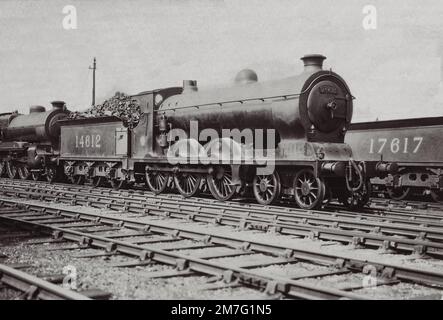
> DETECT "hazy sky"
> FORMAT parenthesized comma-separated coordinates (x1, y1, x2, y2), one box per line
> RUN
(0, 0, 442, 121)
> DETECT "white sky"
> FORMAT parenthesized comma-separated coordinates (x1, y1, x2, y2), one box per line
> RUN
(0, 0, 442, 121)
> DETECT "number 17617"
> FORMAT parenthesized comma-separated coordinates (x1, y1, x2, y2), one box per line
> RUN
(369, 137, 423, 154)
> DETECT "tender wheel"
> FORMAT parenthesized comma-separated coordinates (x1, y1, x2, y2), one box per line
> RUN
(6, 162, 18, 179)
(207, 166, 237, 201)
(18, 165, 31, 180)
(252, 171, 281, 205)
(145, 171, 169, 194)
(387, 186, 410, 201)
(110, 178, 126, 190)
(174, 172, 202, 198)
(293, 168, 325, 210)
(431, 190, 443, 203)
(72, 175, 85, 185)
(45, 166, 59, 183)
(91, 176, 105, 188)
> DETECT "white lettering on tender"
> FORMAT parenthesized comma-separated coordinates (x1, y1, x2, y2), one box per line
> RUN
(75, 134, 101, 148)
(369, 137, 423, 154)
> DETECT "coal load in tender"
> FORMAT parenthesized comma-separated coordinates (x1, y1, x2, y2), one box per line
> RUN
(68, 92, 141, 128)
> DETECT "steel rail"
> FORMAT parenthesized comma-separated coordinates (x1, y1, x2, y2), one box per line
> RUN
(3, 179, 443, 227)
(0, 198, 442, 290)
(3, 180, 443, 234)
(0, 263, 90, 300)
(3, 178, 443, 230)
(0, 210, 367, 300)
(368, 197, 443, 211)
(1, 186, 443, 256)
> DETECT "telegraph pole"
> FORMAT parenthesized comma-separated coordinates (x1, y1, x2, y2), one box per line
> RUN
(89, 57, 97, 106)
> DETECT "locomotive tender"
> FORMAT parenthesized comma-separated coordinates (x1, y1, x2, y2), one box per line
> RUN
(59, 87, 182, 189)
(346, 116, 443, 202)
(0, 54, 395, 209)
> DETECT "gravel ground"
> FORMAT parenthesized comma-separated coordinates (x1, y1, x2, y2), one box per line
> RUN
(1, 196, 443, 299)
(0, 287, 23, 300)
(0, 240, 265, 299)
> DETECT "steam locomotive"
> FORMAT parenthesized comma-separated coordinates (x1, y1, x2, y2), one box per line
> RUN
(0, 101, 69, 181)
(0, 54, 396, 209)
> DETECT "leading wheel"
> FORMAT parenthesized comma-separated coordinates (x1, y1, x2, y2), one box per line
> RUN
(207, 166, 237, 201)
(6, 162, 18, 179)
(387, 186, 410, 201)
(174, 173, 202, 198)
(146, 171, 169, 194)
(252, 172, 281, 205)
(293, 168, 325, 210)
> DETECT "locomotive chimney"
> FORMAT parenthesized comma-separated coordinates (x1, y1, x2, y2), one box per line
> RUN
(182, 80, 198, 93)
(301, 54, 326, 73)
(51, 100, 66, 111)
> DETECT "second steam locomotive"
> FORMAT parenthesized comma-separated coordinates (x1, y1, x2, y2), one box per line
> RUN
(0, 54, 396, 209)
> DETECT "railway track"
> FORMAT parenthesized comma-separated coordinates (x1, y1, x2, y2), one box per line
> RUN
(0, 262, 89, 300)
(3, 178, 443, 222)
(368, 197, 443, 212)
(0, 198, 443, 299)
(1, 179, 443, 257)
